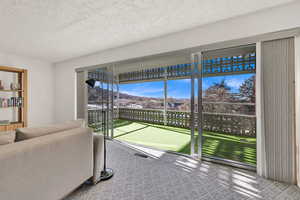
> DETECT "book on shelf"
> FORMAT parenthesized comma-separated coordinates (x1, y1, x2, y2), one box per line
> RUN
(0, 97, 23, 108)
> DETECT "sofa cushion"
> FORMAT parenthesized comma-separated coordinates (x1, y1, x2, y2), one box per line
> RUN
(16, 120, 85, 141)
(0, 131, 16, 145)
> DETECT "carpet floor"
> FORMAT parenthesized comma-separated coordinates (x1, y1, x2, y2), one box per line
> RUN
(65, 140, 300, 200)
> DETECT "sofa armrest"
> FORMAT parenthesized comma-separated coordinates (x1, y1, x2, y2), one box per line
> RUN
(92, 133, 104, 184)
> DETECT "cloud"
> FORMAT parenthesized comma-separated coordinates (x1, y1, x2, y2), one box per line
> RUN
(122, 90, 140, 96)
(121, 87, 163, 97)
(226, 78, 244, 90)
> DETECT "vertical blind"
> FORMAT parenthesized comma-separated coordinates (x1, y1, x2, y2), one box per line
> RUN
(261, 37, 296, 184)
(76, 71, 86, 119)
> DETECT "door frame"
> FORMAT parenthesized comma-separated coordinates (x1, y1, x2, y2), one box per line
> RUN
(191, 46, 258, 171)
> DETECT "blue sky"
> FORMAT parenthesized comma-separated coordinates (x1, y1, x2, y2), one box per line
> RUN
(119, 73, 255, 99)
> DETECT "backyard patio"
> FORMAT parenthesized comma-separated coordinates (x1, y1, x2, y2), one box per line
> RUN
(112, 119, 256, 166)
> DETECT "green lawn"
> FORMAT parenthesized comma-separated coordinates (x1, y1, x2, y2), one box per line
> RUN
(112, 119, 256, 166)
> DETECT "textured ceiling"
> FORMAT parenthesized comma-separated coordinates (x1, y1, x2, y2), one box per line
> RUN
(0, 0, 295, 62)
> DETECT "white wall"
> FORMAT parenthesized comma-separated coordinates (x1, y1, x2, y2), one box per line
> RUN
(54, 1, 300, 122)
(0, 52, 54, 126)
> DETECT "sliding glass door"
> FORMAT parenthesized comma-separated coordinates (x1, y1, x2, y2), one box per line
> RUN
(193, 46, 257, 168)
(83, 45, 256, 169)
(87, 68, 114, 139)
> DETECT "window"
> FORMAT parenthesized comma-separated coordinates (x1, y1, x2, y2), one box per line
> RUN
(119, 81, 164, 110)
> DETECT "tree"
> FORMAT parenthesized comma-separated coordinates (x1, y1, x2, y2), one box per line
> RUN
(239, 75, 255, 103)
(204, 79, 231, 101)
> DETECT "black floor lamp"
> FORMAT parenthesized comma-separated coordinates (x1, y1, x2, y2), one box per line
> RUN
(86, 78, 114, 182)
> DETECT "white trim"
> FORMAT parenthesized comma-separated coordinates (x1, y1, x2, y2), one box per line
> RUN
(83, 70, 88, 124)
(190, 53, 196, 156)
(163, 69, 167, 126)
(197, 52, 203, 160)
(256, 42, 265, 176)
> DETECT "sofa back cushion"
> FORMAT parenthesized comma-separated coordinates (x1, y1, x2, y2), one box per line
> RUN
(0, 127, 93, 200)
(16, 120, 85, 141)
(0, 131, 16, 145)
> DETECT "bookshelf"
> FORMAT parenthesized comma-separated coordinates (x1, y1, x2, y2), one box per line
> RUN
(0, 66, 27, 131)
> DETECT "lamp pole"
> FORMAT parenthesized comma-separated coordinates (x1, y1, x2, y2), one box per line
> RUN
(86, 77, 114, 182)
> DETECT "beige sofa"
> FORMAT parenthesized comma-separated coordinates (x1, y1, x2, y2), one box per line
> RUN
(0, 120, 104, 200)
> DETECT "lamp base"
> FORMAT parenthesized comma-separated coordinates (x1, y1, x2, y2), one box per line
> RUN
(100, 168, 114, 181)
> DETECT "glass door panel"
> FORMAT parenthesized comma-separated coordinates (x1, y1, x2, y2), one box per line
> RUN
(87, 68, 114, 138)
(196, 47, 257, 167)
